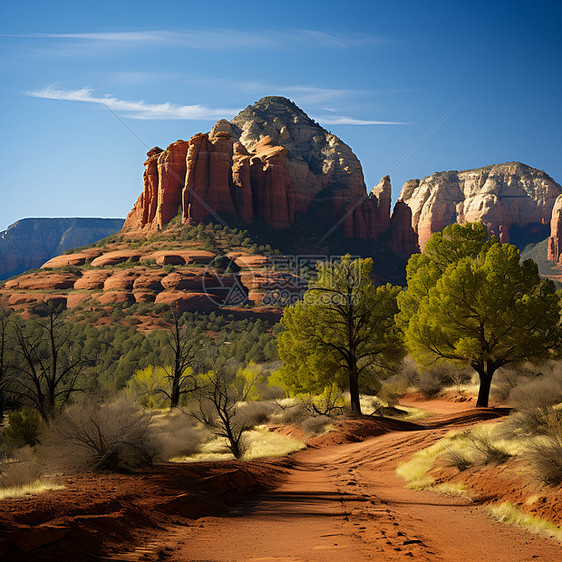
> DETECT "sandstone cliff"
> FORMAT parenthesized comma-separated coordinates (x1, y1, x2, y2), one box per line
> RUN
(548, 194, 562, 262)
(0, 218, 124, 280)
(124, 96, 390, 241)
(398, 162, 562, 249)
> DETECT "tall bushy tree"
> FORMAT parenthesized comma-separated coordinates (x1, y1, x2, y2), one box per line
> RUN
(398, 223, 562, 407)
(277, 255, 405, 415)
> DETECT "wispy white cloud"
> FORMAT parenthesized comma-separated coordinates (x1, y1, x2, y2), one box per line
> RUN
(5, 29, 385, 52)
(25, 86, 406, 125)
(25, 86, 240, 120)
(313, 115, 407, 125)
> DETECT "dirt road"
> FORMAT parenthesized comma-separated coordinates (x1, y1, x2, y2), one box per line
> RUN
(116, 403, 562, 561)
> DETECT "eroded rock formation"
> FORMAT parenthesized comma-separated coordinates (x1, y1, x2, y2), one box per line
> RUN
(399, 163, 562, 249)
(124, 97, 391, 241)
(548, 194, 562, 262)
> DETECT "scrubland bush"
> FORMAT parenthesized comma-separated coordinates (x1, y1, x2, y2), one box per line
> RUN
(150, 410, 207, 461)
(508, 368, 562, 411)
(235, 400, 280, 427)
(43, 396, 156, 472)
(301, 415, 333, 437)
(300, 384, 345, 416)
(491, 364, 535, 402)
(524, 435, 562, 485)
(384, 356, 472, 399)
(416, 364, 473, 398)
(3, 407, 42, 447)
(269, 401, 309, 425)
(0, 446, 42, 488)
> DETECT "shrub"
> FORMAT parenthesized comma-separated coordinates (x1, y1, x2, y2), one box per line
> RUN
(4, 407, 42, 447)
(150, 411, 207, 461)
(491, 364, 534, 402)
(235, 400, 280, 428)
(524, 435, 562, 485)
(43, 396, 156, 472)
(301, 415, 333, 437)
(270, 402, 309, 425)
(508, 370, 562, 411)
(416, 364, 472, 398)
(0, 446, 42, 488)
(301, 385, 345, 416)
(416, 370, 444, 398)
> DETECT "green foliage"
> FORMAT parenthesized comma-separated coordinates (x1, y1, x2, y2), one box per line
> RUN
(127, 366, 173, 408)
(2, 310, 280, 404)
(4, 406, 42, 446)
(398, 223, 562, 407)
(277, 255, 405, 414)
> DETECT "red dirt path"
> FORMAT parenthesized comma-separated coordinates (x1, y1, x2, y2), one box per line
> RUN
(111, 400, 561, 561)
(1, 399, 561, 560)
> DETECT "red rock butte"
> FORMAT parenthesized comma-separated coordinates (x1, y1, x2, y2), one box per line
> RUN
(123, 96, 418, 257)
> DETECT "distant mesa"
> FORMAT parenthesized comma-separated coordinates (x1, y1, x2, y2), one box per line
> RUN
(399, 162, 562, 250)
(0, 218, 124, 280)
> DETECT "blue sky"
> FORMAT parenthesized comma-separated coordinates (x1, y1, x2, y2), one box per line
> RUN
(1, 0, 561, 231)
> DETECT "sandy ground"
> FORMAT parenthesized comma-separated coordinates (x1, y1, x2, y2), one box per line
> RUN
(109, 401, 562, 561)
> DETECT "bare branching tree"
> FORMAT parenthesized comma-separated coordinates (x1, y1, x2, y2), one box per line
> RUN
(189, 365, 259, 459)
(163, 307, 204, 408)
(9, 306, 87, 421)
(0, 309, 12, 420)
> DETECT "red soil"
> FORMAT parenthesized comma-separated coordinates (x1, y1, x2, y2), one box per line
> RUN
(1, 398, 561, 561)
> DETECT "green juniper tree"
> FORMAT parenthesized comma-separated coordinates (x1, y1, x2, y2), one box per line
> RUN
(398, 223, 562, 407)
(277, 255, 405, 415)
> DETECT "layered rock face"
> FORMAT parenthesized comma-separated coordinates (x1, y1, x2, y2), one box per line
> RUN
(0, 218, 124, 280)
(547, 194, 562, 262)
(124, 97, 390, 240)
(399, 162, 562, 249)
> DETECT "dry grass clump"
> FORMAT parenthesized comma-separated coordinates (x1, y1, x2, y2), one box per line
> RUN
(399, 424, 514, 490)
(235, 400, 281, 427)
(242, 429, 305, 460)
(0, 445, 62, 500)
(0, 446, 42, 488)
(465, 429, 512, 465)
(487, 501, 562, 541)
(524, 435, 562, 485)
(301, 415, 333, 437)
(441, 448, 473, 471)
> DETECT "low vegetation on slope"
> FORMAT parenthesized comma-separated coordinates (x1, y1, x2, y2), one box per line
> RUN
(397, 365, 562, 538)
